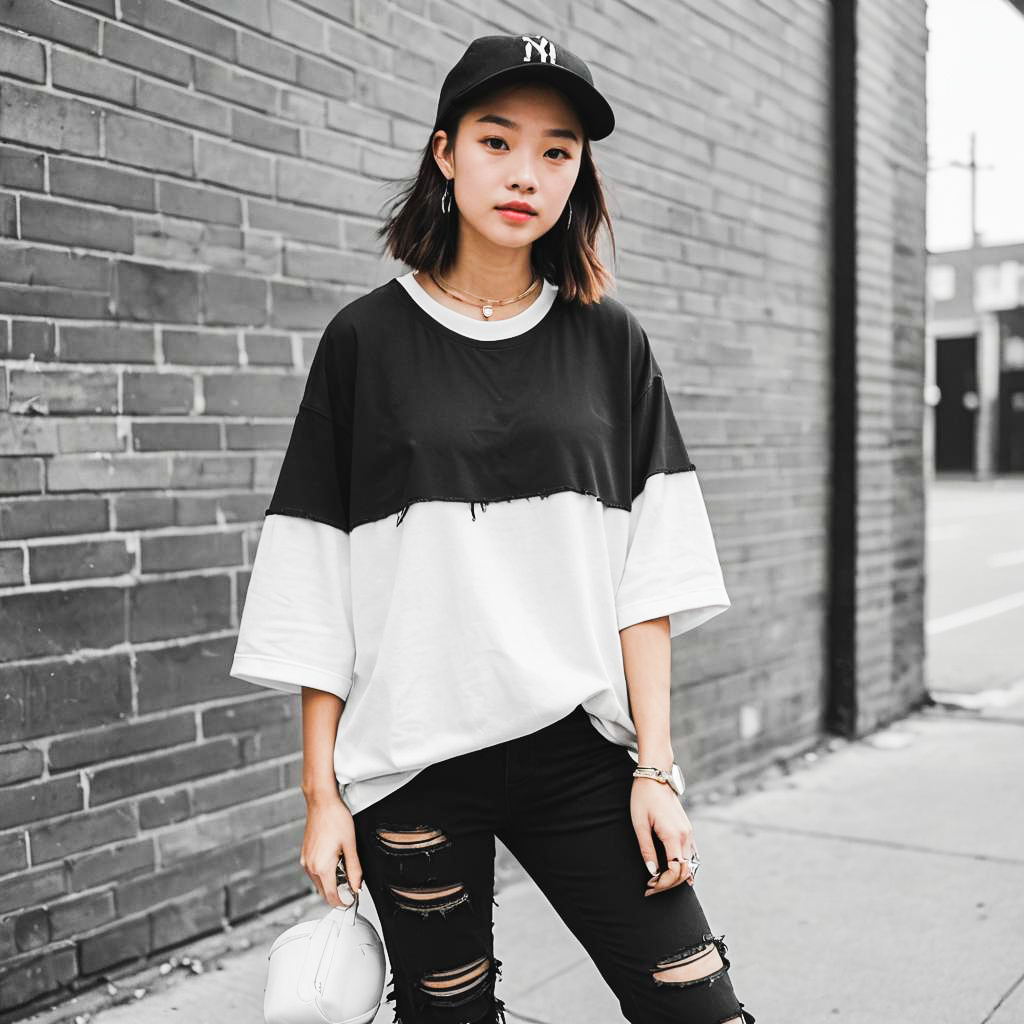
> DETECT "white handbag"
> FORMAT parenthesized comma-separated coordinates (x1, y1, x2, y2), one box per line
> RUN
(264, 889, 386, 1024)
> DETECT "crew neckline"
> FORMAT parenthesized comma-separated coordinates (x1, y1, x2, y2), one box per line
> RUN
(394, 270, 559, 345)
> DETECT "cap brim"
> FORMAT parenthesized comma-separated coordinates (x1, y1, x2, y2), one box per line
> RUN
(437, 63, 615, 141)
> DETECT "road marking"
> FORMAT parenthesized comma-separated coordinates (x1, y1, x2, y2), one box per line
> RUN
(989, 549, 1024, 568)
(927, 591, 1024, 635)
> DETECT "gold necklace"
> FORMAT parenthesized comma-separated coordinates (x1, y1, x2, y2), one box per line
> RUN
(430, 271, 540, 320)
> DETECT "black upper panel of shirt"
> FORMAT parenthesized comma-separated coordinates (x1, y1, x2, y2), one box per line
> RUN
(265, 278, 695, 532)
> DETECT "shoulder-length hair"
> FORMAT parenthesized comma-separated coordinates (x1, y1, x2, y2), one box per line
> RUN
(376, 89, 617, 305)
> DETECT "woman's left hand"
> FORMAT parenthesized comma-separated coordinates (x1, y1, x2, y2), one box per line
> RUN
(630, 777, 696, 896)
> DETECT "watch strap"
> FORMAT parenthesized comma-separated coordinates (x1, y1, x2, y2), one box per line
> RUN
(633, 763, 685, 796)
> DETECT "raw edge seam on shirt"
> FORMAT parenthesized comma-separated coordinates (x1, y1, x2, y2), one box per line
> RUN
(365, 484, 631, 529)
(264, 468, 700, 533)
(351, 471, 699, 531)
(264, 508, 350, 533)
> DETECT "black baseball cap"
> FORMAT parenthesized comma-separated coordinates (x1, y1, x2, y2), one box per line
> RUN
(432, 34, 616, 142)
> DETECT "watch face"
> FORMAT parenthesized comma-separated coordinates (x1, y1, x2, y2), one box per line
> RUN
(671, 763, 685, 795)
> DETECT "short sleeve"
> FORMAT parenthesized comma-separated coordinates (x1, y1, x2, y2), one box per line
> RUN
(229, 314, 357, 699)
(614, 321, 731, 638)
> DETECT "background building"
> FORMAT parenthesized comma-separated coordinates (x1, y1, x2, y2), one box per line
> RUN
(0, 1, 927, 1015)
(926, 241, 1024, 476)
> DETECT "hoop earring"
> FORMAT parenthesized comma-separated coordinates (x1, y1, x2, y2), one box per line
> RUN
(440, 178, 453, 214)
(564, 202, 572, 230)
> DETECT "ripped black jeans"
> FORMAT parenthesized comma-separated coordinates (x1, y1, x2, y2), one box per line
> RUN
(351, 703, 755, 1024)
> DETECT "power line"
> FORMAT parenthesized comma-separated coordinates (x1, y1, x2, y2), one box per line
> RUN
(928, 131, 996, 247)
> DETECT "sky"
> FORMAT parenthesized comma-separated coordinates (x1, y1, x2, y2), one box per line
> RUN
(926, 0, 1024, 252)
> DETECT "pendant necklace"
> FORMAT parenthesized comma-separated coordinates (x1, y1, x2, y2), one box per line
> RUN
(430, 272, 540, 320)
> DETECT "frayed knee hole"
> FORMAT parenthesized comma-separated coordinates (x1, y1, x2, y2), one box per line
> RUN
(652, 940, 726, 985)
(389, 881, 469, 914)
(374, 825, 450, 853)
(420, 955, 491, 1000)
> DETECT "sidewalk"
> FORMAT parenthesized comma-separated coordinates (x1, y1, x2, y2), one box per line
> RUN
(28, 688, 1024, 1024)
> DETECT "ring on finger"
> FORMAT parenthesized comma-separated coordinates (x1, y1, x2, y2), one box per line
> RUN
(664, 851, 700, 880)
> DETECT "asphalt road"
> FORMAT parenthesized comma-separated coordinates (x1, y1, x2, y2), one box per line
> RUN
(925, 476, 1024, 695)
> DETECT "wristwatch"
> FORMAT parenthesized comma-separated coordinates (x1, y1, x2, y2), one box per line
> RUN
(632, 761, 685, 797)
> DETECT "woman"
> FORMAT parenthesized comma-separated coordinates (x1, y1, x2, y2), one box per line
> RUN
(231, 32, 755, 1024)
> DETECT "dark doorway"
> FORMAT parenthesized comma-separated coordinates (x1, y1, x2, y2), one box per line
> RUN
(997, 370, 1024, 472)
(935, 335, 978, 473)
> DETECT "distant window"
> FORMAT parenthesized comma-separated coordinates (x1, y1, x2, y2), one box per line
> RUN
(1004, 335, 1024, 370)
(975, 261, 1020, 312)
(928, 264, 955, 302)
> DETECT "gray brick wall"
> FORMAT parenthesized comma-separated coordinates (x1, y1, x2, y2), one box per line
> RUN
(0, 0, 927, 1013)
(855, 0, 929, 728)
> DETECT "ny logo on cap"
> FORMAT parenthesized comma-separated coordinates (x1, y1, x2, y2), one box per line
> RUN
(521, 35, 557, 64)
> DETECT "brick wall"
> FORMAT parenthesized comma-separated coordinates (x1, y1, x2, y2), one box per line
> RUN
(855, 0, 929, 727)
(640, 1, 838, 771)
(0, 0, 927, 1014)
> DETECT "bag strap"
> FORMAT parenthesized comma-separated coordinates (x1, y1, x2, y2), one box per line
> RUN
(296, 899, 359, 1003)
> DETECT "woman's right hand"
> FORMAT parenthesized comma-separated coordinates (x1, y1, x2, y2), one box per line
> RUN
(300, 790, 363, 908)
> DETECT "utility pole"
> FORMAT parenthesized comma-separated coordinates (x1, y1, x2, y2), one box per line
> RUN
(928, 131, 995, 248)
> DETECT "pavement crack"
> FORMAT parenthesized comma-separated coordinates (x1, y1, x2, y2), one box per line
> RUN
(979, 966, 1024, 1023)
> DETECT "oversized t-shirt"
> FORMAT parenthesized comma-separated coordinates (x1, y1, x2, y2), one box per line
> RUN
(229, 269, 731, 816)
